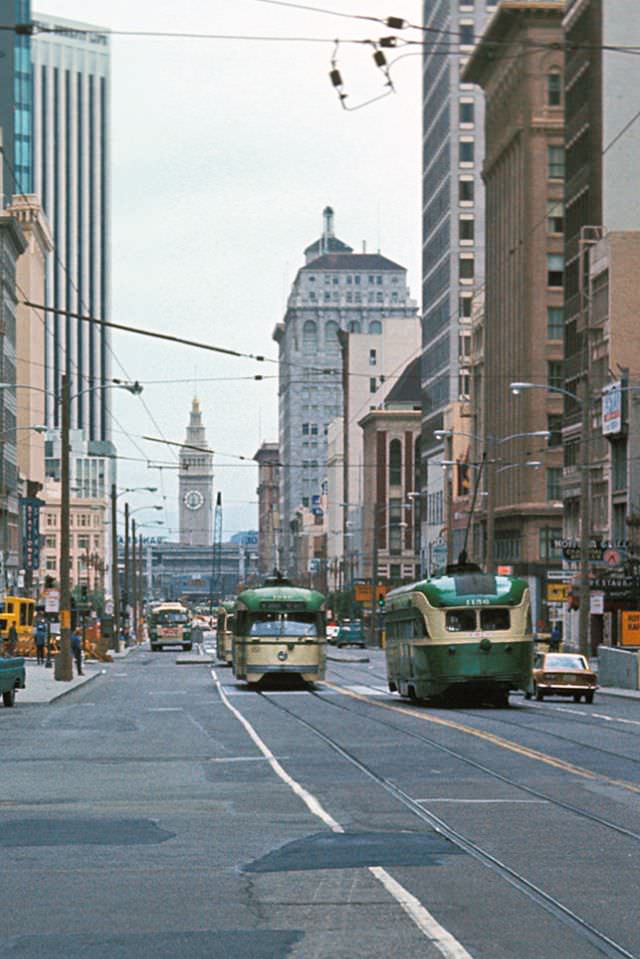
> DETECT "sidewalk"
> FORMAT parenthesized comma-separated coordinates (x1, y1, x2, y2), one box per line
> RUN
(598, 686, 640, 701)
(18, 643, 145, 705)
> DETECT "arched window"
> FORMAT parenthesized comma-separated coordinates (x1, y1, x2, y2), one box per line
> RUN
(369, 320, 382, 334)
(547, 71, 562, 107)
(325, 320, 340, 350)
(389, 439, 402, 486)
(349, 320, 361, 333)
(302, 320, 317, 350)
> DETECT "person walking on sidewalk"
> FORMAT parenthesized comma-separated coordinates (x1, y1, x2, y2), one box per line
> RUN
(70, 627, 84, 676)
(34, 618, 48, 665)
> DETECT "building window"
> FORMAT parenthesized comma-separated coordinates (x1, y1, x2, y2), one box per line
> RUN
(460, 140, 474, 164)
(612, 440, 627, 491)
(389, 439, 402, 486)
(547, 414, 562, 447)
(349, 320, 361, 333)
(459, 100, 474, 124)
(302, 319, 317, 350)
(459, 332, 471, 361)
(539, 527, 562, 561)
(46, 557, 56, 571)
(459, 370, 470, 399)
(459, 295, 472, 318)
(459, 178, 474, 202)
(369, 349, 377, 366)
(302, 423, 309, 435)
(459, 256, 474, 280)
(547, 71, 562, 107)
(548, 144, 564, 179)
(459, 216, 474, 241)
(548, 361, 564, 390)
(546, 467, 562, 501)
(370, 377, 377, 393)
(325, 320, 340, 349)
(369, 320, 382, 334)
(547, 200, 564, 234)
(547, 254, 564, 287)
(45, 535, 56, 549)
(77, 535, 90, 551)
(547, 306, 563, 339)
(459, 22, 475, 46)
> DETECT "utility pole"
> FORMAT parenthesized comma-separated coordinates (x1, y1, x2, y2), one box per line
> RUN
(337, 330, 350, 606)
(131, 517, 138, 641)
(369, 501, 379, 647)
(110, 483, 119, 647)
(485, 438, 496, 573)
(123, 501, 130, 637)
(138, 533, 144, 640)
(54, 375, 72, 681)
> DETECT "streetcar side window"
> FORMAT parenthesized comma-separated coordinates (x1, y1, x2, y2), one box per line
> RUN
(480, 609, 510, 631)
(446, 610, 476, 632)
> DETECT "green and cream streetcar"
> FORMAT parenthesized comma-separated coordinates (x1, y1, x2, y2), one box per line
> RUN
(385, 565, 533, 706)
(215, 600, 236, 666)
(232, 577, 326, 684)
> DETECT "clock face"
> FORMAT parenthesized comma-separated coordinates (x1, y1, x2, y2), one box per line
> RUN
(184, 489, 205, 511)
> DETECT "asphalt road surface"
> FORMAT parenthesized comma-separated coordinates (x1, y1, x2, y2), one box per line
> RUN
(2, 642, 639, 958)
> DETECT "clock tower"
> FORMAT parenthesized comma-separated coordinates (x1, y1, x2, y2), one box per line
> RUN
(179, 398, 213, 546)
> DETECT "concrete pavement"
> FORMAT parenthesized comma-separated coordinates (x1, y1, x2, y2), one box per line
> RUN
(16, 644, 138, 705)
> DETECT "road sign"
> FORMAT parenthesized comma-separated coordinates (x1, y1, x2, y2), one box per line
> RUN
(45, 589, 60, 613)
(354, 583, 389, 603)
(590, 591, 605, 615)
(547, 582, 570, 603)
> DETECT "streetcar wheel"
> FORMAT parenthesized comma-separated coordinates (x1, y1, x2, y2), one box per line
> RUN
(408, 685, 417, 701)
(388, 681, 397, 692)
(493, 689, 509, 708)
(534, 683, 544, 701)
(585, 691, 594, 704)
(3, 687, 16, 707)
(573, 693, 582, 703)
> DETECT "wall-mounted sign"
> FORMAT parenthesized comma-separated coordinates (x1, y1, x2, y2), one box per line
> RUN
(590, 591, 605, 614)
(20, 497, 44, 570)
(620, 611, 640, 646)
(602, 381, 623, 436)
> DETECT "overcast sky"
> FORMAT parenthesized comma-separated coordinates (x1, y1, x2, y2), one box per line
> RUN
(41, 0, 423, 538)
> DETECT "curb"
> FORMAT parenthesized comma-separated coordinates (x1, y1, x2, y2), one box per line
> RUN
(21, 668, 104, 706)
(597, 688, 640, 703)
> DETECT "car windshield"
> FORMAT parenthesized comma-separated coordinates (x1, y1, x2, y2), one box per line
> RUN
(249, 615, 318, 637)
(545, 654, 586, 670)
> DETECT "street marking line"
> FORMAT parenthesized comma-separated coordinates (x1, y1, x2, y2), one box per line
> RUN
(211, 668, 476, 959)
(539, 703, 640, 728)
(146, 707, 184, 712)
(322, 682, 640, 796)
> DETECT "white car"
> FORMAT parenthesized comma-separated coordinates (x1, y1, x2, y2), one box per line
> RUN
(326, 624, 339, 644)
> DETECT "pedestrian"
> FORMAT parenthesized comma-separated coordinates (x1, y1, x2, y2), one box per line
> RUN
(549, 622, 562, 651)
(70, 626, 84, 675)
(34, 619, 48, 665)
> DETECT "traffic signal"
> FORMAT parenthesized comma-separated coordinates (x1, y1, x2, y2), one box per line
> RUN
(81, 584, 88, 602)
(378, 595, 385, 609)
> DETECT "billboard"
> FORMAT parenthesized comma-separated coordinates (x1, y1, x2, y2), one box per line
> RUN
(602, 381, 623, 436)
(20, 497, 43, 570)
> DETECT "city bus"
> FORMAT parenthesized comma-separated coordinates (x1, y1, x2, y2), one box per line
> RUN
(148, 602, 192, 652)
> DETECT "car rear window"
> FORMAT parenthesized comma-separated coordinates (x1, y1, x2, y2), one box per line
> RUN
(546, 654, 586, 670)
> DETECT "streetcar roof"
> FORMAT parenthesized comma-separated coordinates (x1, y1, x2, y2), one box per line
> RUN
(386, 572, 528, 608)
(236, 585, 325, 611)
(218, 601, 236, 613)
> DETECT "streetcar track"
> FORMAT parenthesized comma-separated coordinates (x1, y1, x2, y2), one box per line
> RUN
(329, 663, 640, 770)
(306, 685, 640, 842)
(257, 687, 637, 959)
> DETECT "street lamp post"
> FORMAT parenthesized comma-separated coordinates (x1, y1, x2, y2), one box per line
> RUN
(511, 381, 590, 657)
(54, 375, 72, 680)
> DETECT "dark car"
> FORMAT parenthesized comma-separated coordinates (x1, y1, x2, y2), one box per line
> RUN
(336, 620, 365, 648)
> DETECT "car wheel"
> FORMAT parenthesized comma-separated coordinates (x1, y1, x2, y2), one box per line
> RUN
(3, 687, 16, 707)
(585, 691, 594, 704)
(524, 690, 532, 700)
(573, 693, 582, 703)
(534, 683, 544, 701)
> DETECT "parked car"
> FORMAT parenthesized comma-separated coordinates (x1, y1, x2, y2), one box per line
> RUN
(336, 619, 365, 649)
(527, 651, 597, 703)
(0, 655, 26, 707)
(326, 624, 339, 644)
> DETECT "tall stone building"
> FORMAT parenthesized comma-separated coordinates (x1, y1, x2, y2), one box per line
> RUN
(179, 399, 213, 547)
(465, 0, 565, 625)
(273, 207, 418, 572)
(254, 442, 280, 578)
(420, 0, 495, 574)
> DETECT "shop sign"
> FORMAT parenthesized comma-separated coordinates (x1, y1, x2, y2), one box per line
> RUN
(590, 573, 640, 601)
(602, 381, 623, 436)
(620, 611, 640, 646)
(20, 496, 44, 570)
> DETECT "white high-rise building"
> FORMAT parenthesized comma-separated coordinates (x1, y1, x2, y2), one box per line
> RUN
(32, 15, 112, 442)
(274, 208, 418, 573)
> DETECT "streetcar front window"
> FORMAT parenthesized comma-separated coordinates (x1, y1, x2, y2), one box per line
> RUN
(248, 614, 318, 637)
(480, 609, 510, 631)
(445, 610, 476, 632)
